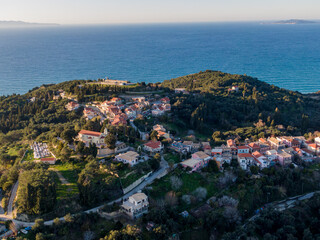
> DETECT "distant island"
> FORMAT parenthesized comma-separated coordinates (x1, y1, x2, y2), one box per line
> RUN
(0, 20, 59, 28)
(262, 19, 316, 25)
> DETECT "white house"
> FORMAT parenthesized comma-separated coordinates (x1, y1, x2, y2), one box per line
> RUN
(78, 130, 106, 146)
(237, 153, 255, 170)
(237, 146, 250, 154)
(121, 192, 149, 219)
(115, 151, 140, 166)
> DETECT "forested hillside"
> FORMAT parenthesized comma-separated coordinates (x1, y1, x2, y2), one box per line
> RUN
(162, 70, 320, 139)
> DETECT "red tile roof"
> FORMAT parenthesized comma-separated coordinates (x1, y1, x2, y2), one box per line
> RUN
(238, 153, 253, 158)
(144, 141, 161, 149)
(79, 130, 102, 137)
(238, 146, 249, 149)
(41, 157, 55, 161)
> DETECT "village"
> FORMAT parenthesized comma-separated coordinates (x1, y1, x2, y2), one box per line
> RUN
(26, 82, 320, 222)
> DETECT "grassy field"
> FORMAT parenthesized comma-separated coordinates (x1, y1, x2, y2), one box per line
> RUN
(22, 149, 34, 162)
(51, 162, 85, 183)
(50, 162, 85, 200)
(54, 173, 79, 200)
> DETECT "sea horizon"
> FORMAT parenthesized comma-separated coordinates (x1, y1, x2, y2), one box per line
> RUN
(0, 22, 319, 95)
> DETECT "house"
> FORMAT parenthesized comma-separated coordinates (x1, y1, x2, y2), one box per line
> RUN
(259, 143, 271, 153)
(268, 137, 285, 150)
(252, 151, 269, 168)
(201, 142, 212, 154)
(171, 141, 186, 153)
(111, 114, 128, 126)
(121, 192, 149, 219)
(83, 107, 98, 120)
(65, 101, 80, 111)
(237, 146, 250, 154)
(151, 106, 165, 116)
(106, 106, 121, 118)
(237, 153, 255, 170)
(259, 138, 269, 145)
(248, 143, 260, 153)
(277, 151, 292, 166)
(125, 106, 137, 119)
(109, 97, 122, 105)
(160, 97, 170, 104)
(132, 97, 146, 102)
(78, 130, 106, 146)
(227, 139, 236, 148)
(157, 131, 171, 141)
(307, 143, 320, 154)
(181, 158, 205, 172)
(265, 150, 278, 162)
(115, 151, 140, 166)
(175, 88, 189, 94)
(39, 157, 56, 165)
(153, 124, 166, 132)
(228, 85, 239, 92)
(144, 141, 163, 153)
(211, 148, 223, 156)
(192, 151, 211, 162)
(214, 153, 232, 167)
(315, 137, 320, 145)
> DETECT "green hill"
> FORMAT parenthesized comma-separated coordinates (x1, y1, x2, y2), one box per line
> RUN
(162, 70, 320, 139)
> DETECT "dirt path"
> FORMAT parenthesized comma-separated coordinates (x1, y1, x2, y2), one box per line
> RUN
(49, 168, 70, 185)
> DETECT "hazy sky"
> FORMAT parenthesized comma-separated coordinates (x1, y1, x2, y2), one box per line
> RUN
(1, 0, 319, 24)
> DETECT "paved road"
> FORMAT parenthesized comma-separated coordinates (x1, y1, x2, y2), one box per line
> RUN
(0, 157, 169, 228)
(6, 181, 19, 218)
(248, 190, 320, 223)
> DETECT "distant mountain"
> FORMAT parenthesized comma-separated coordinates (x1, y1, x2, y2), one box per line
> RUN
(262, 19, 317, 25)
(0, 21, 59, 27)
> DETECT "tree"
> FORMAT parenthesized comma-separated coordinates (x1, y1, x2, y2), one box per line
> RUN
(170, 176, 183, 191)
(32, 218, 44, 231)
(150, 130, 158, 141)
(60, 145, 72, 162)
(206, 160, 219, 173)
(76, 141, 85, 155)
(61, 129, 76, 143)
(64, 213, 74, 223)
(250, 165, 259, 174)
(17, 169, 56, 215)
(105, 133, 117, 149)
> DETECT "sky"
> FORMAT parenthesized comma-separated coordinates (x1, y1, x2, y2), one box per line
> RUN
(1, 0, 319, 24)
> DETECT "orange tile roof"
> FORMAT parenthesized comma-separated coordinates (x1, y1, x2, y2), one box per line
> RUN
(144, 141, 161, 149)
(41, 157, 55, 161)
(238, 153, 253, 158)
(79, 130, 102, 137)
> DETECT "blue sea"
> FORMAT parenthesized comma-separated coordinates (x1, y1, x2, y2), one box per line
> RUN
(0, 22, 320, 95)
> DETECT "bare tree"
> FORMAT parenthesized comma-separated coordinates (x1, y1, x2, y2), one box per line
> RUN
(193, 187, 207, 201)
(218, 196, 239, 208)
(181, 195, 192, 205)
(223, 206, 241, 224)
(218, 171, 236, 188)
(83, 231, 95, 240)
(170, 176, 183, 191)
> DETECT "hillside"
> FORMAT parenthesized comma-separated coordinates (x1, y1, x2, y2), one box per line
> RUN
(0, 21, 58, 27)
(162, 70, 320, 139)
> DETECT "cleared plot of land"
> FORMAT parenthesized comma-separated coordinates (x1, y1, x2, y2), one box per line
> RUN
(50, 162, 85, 200)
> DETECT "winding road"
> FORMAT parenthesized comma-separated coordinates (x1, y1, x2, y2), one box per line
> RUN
(0, 157, 169, 228)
